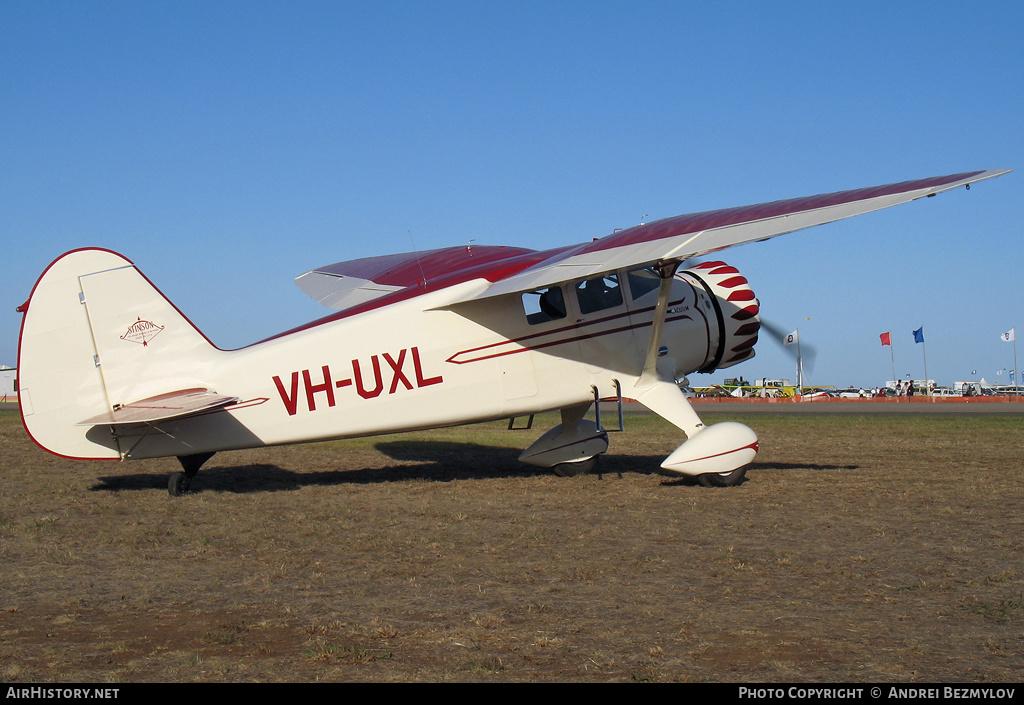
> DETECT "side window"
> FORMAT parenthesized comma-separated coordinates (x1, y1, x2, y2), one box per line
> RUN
(575, 274, 623, 314)
(626, 267, 662, 300)
(523, 286, 567, 325)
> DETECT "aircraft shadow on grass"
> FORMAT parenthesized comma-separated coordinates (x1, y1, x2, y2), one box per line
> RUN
(90, 439, 859, 494)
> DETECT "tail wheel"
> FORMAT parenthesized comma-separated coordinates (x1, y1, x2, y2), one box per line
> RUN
(168, 452, 215, 496)
(697, 465, 748, 487)
(168, 472, 192, 496)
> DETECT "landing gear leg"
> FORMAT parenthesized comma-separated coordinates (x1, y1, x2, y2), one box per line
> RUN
(168, 452, 215, 496)
(630, 259, 758, 483)
(518, 402, 609, 472)
(634, 381, 758, 482)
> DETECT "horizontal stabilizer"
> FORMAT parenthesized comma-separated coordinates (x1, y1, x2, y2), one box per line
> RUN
(77, 388, 238, 427)
(294, 270, 403, 310)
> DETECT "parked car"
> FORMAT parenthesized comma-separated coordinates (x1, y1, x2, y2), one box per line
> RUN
(833, 388, 868, 398)
(800, 390, 832, 400)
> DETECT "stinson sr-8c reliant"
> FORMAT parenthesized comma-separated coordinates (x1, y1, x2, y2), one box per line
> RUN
(17, 170, 1010, 494)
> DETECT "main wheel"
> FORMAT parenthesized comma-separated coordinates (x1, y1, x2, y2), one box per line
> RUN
(168, 472, 192, 496)
(697, 465, 748, 487)
(552, 456, 600, 477)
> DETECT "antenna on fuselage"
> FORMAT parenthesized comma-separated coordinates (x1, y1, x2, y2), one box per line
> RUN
(408, 230, 428, 288)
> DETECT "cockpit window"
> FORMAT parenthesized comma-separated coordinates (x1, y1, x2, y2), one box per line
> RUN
(575, 274, 623, 314)
(626, 267, 662, 300)
(523, 286, 567, 325)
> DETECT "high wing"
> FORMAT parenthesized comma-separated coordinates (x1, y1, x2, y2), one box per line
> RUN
(295, 245, 541, 311)
(454, 169, 1009, 302)
(297, 170, 1009, 310)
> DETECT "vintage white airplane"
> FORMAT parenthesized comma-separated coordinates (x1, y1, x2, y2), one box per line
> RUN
(17, 170, 1009, 495)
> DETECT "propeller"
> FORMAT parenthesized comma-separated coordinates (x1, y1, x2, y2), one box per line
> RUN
(759, 319, 816, 380)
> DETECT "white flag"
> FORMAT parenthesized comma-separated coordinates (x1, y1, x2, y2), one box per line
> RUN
(1001, 328, 1015, 342)
(784, 330, 799, 346)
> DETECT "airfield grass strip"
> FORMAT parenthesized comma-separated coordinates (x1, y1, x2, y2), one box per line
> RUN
(1, 410, 1021, 682)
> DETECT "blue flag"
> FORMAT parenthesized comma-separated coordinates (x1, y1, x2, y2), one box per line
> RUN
(913, 327, 924, 344)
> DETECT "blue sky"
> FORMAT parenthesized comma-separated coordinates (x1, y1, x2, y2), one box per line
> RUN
(3, 1, 1021, 389)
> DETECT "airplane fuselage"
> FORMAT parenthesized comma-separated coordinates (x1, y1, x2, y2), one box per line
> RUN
(104, 263, 747, 460)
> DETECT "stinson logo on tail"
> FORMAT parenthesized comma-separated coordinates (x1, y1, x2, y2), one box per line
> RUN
(121, 317, 164, 346)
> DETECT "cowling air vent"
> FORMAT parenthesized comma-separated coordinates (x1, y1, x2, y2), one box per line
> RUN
(685, 261, 760, 371)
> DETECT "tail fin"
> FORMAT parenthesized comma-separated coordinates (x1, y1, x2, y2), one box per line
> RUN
(18, 249, 223, 459)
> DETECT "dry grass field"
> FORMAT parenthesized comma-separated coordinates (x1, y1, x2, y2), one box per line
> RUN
(1, 407, 1022, 683)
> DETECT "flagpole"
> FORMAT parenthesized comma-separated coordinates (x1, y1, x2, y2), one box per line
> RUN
(880, 332, 896, 394)
(890, 344, 896, 391)
(796, 329, 803, 393)
(922, 338, 930, 399)
(1001, 328, 1018, 393)
(784, 329, 803, 394)
(913, 327, 929, 399)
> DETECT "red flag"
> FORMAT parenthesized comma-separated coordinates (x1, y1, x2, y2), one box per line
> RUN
(880, 332, 891, 346)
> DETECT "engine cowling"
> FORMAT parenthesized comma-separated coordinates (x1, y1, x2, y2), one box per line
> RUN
(681, 261, 760, 372)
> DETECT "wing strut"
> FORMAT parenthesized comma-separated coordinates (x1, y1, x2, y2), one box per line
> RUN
(626, 260, 758, 479)
(632, 260, 707, 438)
(638, 260, 682, 386)
(628, 261, 760, 479)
